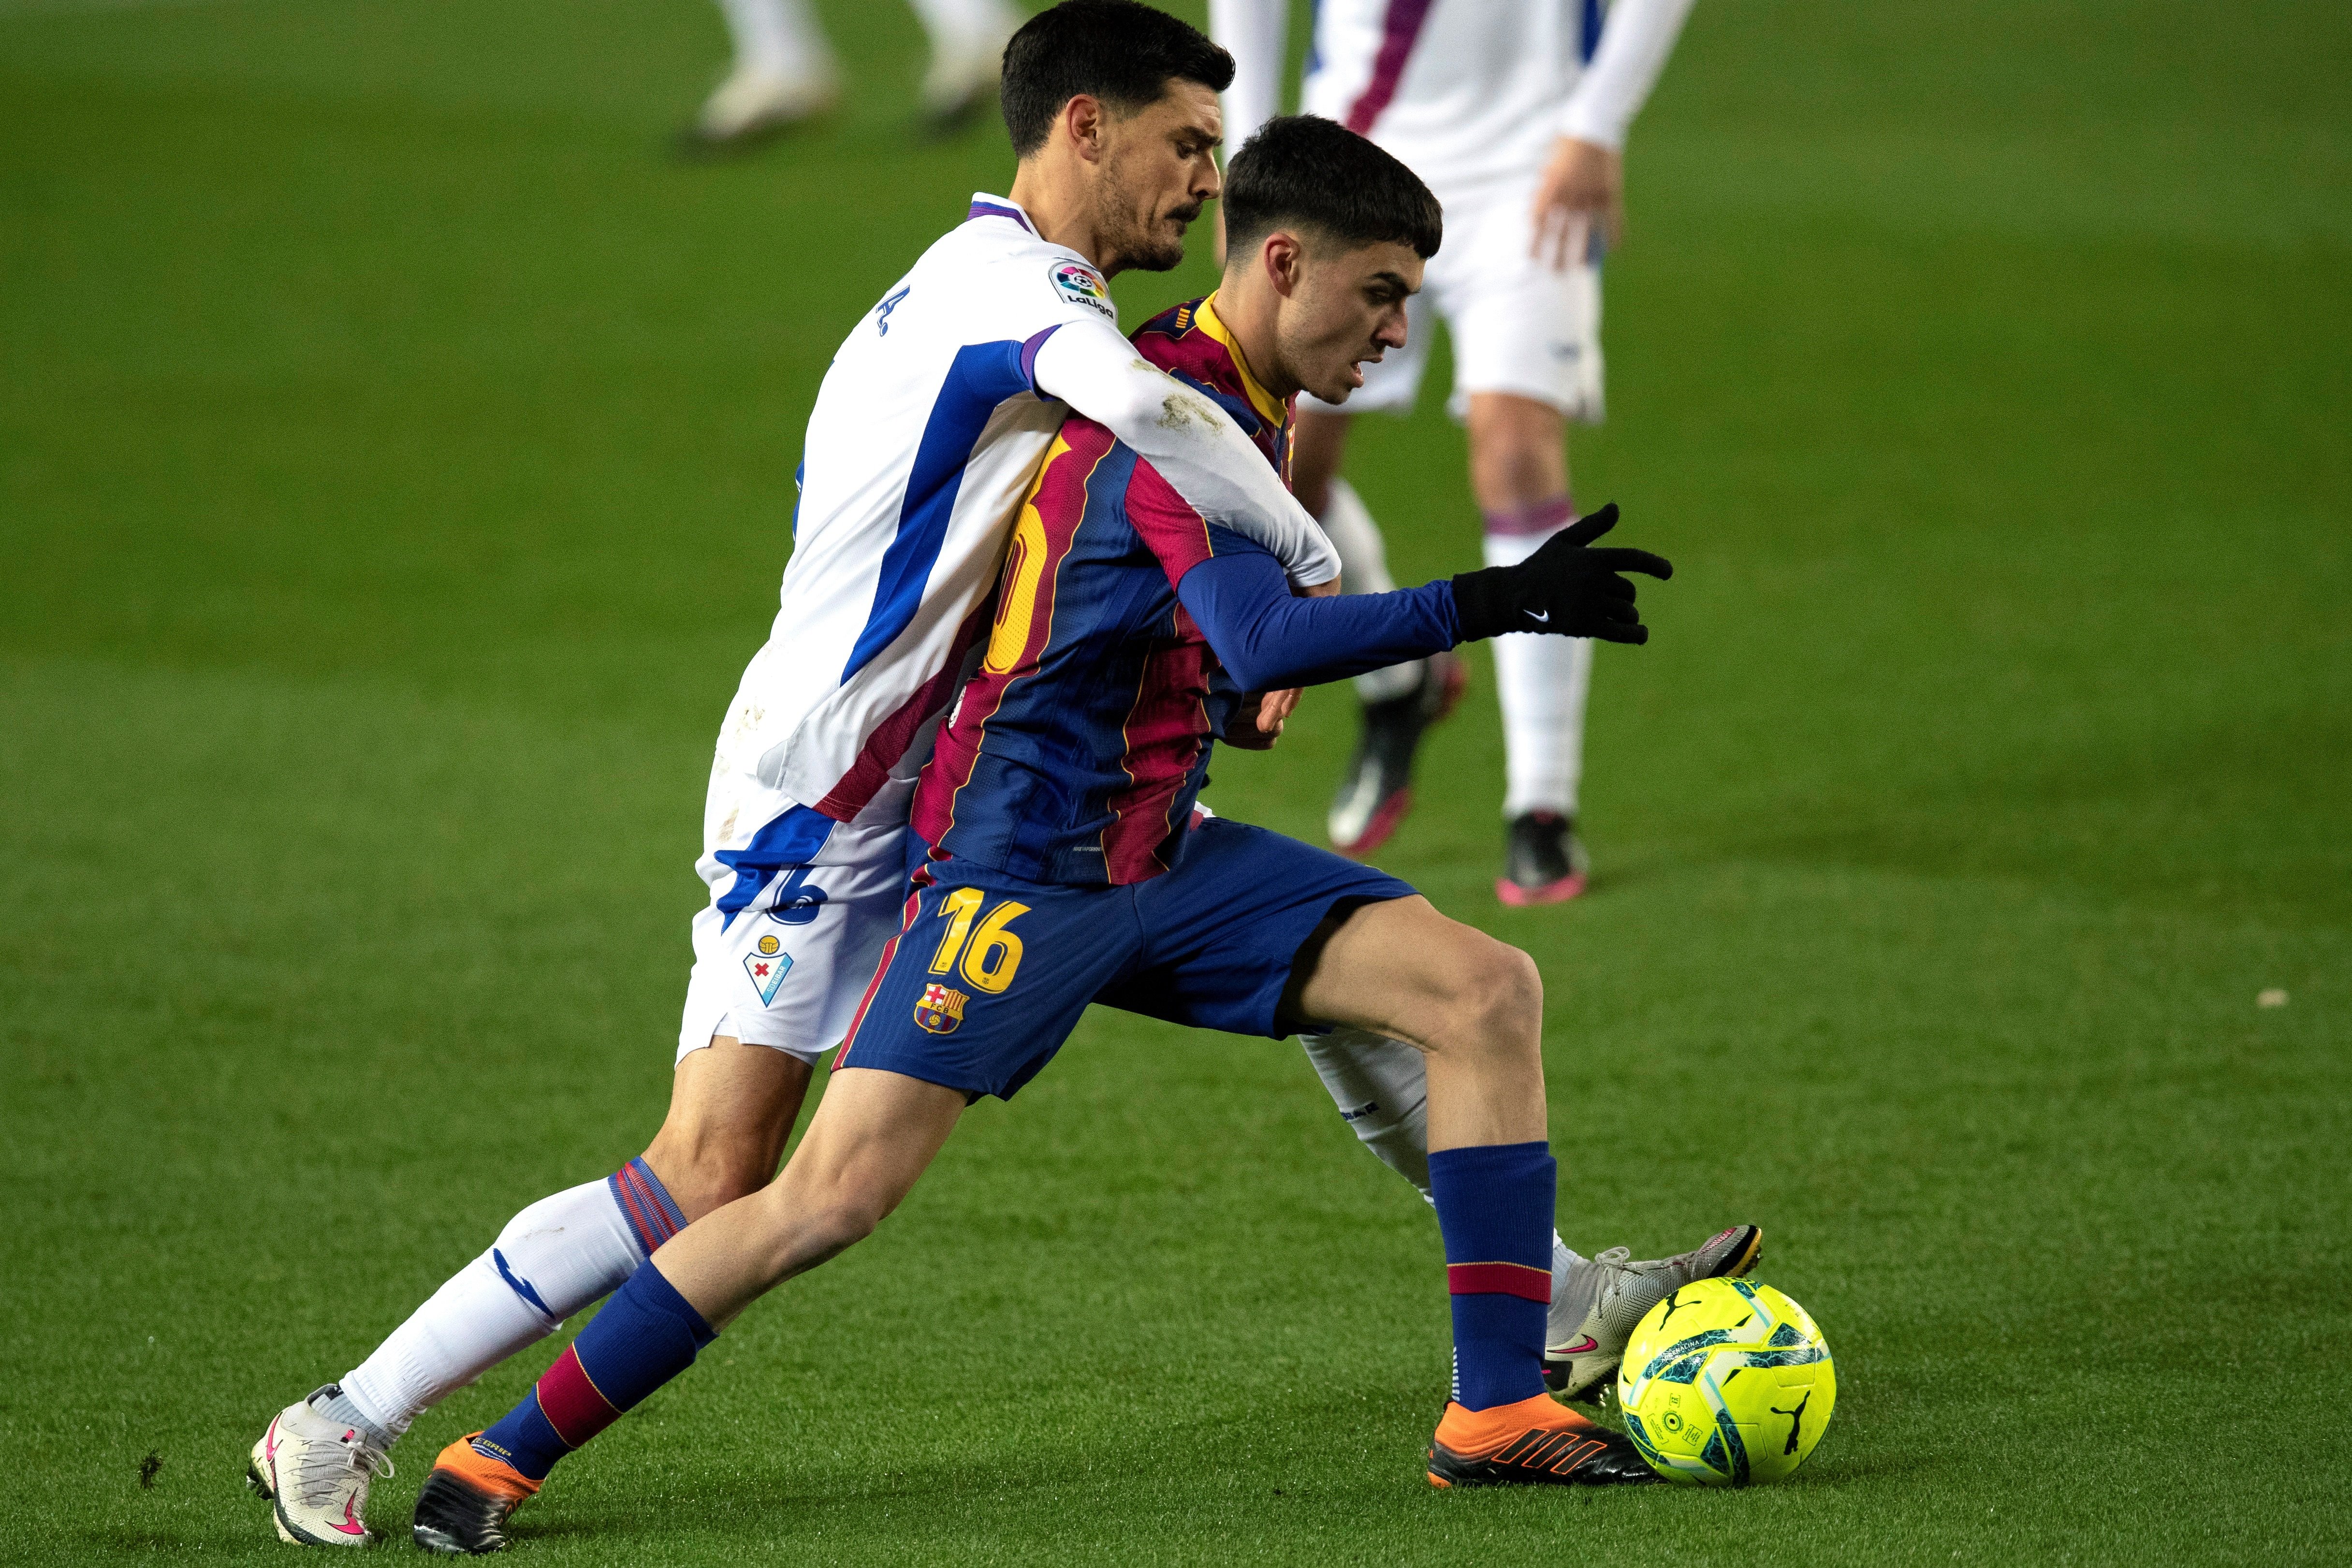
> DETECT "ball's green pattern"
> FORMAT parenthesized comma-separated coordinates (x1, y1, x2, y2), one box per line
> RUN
(1616, 1277, 1836, 1486)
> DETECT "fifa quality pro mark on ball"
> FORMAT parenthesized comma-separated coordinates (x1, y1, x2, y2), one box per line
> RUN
(1614, 1276, 1835, 1486)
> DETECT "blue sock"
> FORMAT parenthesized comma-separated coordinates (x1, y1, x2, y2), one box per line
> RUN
(1428, 1141, 1555, 1410)
(470, 1265, 717, 1482)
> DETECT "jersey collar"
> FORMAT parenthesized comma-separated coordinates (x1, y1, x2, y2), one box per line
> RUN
(966, 193, 1037, 234)
(1194, 291, 1287, 431)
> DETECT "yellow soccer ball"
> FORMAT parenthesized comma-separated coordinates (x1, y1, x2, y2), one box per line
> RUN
(1615, 1275, 1836, 1486)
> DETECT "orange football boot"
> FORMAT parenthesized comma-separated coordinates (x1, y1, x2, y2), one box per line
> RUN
(411, 1433, 540, 1555)
(1427, 1392, 1658, 1487)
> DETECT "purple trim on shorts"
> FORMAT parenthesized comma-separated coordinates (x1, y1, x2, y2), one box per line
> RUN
(1481, 497, 1577, 539)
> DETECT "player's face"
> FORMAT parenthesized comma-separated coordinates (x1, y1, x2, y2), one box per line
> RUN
(1093, 81, 1223, 274)
(1274, 241, 1424, 406)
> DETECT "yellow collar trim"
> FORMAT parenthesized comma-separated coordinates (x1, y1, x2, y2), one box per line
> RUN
(1194, 292, 1287, 429)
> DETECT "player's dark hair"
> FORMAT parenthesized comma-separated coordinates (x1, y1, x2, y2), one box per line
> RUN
(1223, 115, 1443, 262)
(1001, 0, 1235, 158)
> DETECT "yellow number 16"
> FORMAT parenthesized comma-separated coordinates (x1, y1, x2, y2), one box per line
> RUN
(928, 886, 1030, 994)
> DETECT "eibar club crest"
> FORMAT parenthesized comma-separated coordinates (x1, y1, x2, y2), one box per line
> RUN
(744, 935, 793, 1007)
(913, 982, 969, 1034)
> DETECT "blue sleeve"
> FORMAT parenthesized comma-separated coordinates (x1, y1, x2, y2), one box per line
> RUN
(1175, 527, 1461, 691)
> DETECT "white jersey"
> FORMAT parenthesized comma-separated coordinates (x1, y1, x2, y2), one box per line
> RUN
(719, 197, 1096, 830)
(712, 194, 1337, 852)
(1213, 0, 1695, 194)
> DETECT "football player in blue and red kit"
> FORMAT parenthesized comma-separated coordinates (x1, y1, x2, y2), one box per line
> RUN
(413, 115, 1705, 1552)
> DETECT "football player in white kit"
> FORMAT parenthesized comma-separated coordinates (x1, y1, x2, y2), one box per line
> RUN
(1212, 0, 1698, 902)
(244, 4, 1354, 1547)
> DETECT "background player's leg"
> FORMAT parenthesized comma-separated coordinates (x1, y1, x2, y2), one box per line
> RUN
(1295, 408, 1466, 854)
(331, 1040, 807, 1449)
(904, 0, 1019, 129)
(689, 0, 840, 148)
(1466, 391, 1592, 905)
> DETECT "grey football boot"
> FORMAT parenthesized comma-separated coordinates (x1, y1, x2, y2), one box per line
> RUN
(1545, 1225, 1764, 1402)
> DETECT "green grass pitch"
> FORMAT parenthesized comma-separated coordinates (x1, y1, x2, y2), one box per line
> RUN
(3, 0, 2347, 1560)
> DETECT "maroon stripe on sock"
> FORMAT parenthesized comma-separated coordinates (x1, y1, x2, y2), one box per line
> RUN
(1481, 497, 1577, 539)
(1344, 0, 1437, 134)
(534, 1345, 622, 1449)
(1447, 1261, 1553, 1303)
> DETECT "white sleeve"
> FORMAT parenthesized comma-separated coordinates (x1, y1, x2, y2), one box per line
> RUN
(1029, 316, 1340, 588)
(1209, 0, 1290, 152)
(1558, 0, 1697, 150)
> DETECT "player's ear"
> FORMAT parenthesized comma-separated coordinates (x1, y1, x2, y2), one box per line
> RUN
(1260, 232, 1306, 298)
(1062, 93, 1106, 162)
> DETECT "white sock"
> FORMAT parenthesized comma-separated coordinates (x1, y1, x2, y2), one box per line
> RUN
(906, 0, 1017, 57)
(714, 0, 831, 80)
(1482, 522, 1592, 818)
(1549, 1234, 1589, 1344)
(1318, 479, 1423, 705)
(338, 1165, 678, 1442)
(1300, 1027, 1433, 1199)
(1304, 1030, 1584, 1346)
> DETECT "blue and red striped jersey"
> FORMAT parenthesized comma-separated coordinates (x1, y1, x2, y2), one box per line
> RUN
(909, 293, 1294, 886)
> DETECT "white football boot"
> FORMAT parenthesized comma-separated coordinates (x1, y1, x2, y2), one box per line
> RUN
(686, 62, 841, 149)
(247, 1386, 393, 1547)
(1546, 1225, 1764, 1402)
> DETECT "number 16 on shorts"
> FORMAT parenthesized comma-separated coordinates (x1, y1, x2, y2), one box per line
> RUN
(914, 889, 1027, 1034)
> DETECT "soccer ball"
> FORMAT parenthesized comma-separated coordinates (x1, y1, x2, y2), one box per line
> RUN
(1615, 1275, 1835, 1486)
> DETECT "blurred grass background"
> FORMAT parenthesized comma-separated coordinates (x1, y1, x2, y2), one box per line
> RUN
(2, 0, 2346, 1561)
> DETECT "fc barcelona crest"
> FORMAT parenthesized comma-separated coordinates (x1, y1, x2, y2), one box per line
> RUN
(914, 982, 969, 1034)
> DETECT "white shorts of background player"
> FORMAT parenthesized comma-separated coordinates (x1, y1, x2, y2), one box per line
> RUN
(1302, 172, 1605, 425)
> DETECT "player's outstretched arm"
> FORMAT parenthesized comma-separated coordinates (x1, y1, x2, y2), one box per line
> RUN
(1030, 318, 1341, 588)
(1447, 503, 1671, 645)
(1176, 504, 1671, 694)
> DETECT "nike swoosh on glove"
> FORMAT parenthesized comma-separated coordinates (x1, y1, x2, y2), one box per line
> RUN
(1447, 503, 1672, 645)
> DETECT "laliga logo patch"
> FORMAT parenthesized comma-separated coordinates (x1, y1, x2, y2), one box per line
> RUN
(744, 933, 793, 1006)
(913, 982, 969, 1034)
(1049, 259, 1115, 320)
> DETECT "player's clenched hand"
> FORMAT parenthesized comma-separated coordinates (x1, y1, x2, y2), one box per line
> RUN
(1530, 136, 1624, 269)
(1448, 503, 1671, 645)
(1223, 688, 1300, 749)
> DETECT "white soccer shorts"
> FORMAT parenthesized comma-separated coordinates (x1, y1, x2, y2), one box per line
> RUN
(1306, 173, 1605, 425)
(675, 786, 909, 1066)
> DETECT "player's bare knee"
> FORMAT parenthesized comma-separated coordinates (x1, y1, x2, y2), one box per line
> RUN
(1451, 938, 1543, 1054)
(644, 1125, 776, 1221)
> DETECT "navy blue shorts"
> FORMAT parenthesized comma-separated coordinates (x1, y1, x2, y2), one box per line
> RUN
(835, 817, 1417, 1101)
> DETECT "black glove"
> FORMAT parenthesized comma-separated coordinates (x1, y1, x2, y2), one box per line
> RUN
(1449, 503, 1671, 645)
